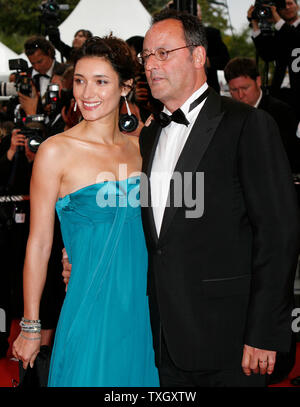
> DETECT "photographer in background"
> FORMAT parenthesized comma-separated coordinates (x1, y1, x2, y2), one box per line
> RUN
(15, 39, 76, 138)
(3, 37, 66, 122)
(0, 127, 37, 195)
(248, 0, 300, 118)
(43, 63, 73, 136)
(24, 35, 65, 109)
(224, 57, 300, 174)
(0, 122, 43, 356)
(39, 0, 90, 63)
(48, 28, 92, 63)
(0, 120, 65, 352)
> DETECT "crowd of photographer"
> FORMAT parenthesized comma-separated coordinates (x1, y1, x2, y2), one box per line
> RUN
(248, 0, 300, 119)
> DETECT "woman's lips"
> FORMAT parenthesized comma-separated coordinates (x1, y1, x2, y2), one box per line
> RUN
(82, 101, 102, 110)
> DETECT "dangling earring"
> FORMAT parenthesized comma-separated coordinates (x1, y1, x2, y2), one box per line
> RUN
(118, 95, 139, 132)
(74, 101, 77, 112)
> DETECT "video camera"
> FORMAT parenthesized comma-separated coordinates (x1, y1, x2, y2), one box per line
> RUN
(9, 59, 31, 97)
(38, 0, 69, 30)
(0, 59, 31, 97)
(251, 0, 286, 35)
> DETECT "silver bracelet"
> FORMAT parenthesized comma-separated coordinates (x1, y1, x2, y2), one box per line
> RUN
(20, 324, 41, 334)
(22, 317, 41, 324)
(21, 328, 41, 333)
(20, 320, 41, 330)
(20, 320, 41, 327)
(20, 333, 41, 341)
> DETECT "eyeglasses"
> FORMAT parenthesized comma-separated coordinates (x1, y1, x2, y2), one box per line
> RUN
(137, 45, 199, 65)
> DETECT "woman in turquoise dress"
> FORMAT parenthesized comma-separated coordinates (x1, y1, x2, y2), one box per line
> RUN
(12, 36, 159, 387)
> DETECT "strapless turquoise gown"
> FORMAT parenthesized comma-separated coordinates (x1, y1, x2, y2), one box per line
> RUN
(47, 176, 159, 387)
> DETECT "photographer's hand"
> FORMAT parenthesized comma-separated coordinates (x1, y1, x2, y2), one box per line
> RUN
(18, 84, 39, 116)
(248, 5, 260, 31)
(7, 129, 26, 161)
(267, 5, 281, 23)
(135, 80, 150, 103)
(24, 142, 36, 163)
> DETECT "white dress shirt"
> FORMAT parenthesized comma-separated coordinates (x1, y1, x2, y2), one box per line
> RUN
(254, 89, 263, 108)
(251, 17, 300, 38)
(150, 82, 209, 235)
(32, 60, 55, 99)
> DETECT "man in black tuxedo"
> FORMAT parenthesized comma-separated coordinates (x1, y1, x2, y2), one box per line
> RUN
(249, 0, 300, 118)
(139, 8, 300, 387)
(22, 35, 64, 115)
(224, 57, 300, 174)
(5, 36, 64, 122)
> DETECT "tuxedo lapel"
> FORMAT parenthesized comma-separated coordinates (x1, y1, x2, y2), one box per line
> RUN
(159, 90, 224, 241)
(140, 121, 162, 244)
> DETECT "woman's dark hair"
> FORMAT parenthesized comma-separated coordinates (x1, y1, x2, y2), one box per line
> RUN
(152, 8, 207, 52)
(126, 36, 144, 56)
(74, 29, 93, 39)
(73, 35, 137, 88)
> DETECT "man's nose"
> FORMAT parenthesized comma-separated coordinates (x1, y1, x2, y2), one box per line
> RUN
(238, 89, 245, 100)
(144, 54, 159, 71)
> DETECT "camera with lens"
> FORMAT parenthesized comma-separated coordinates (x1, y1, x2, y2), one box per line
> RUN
(251, 0, 286, 35)
(38, 0, 69, 30)
(46, 83, 60, 112)
(9, 59, 32, 97)
(45, 84, 73, 114)
(15, 115, 47, 153)
(0, 59, 31, 97)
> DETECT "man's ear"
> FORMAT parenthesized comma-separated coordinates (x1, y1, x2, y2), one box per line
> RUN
(121, 79, 134, 97)
(193, 46, 207, 69)
(256, 75, 262, 88)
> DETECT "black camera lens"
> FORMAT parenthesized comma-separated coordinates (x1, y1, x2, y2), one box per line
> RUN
(258, 7, 272, 18)
(27, 134, 44, 153)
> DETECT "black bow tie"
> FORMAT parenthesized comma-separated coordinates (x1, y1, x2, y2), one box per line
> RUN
(154, 87, 210, 128)
(153, 108, 189, 128)
(34, 73, 50, 79)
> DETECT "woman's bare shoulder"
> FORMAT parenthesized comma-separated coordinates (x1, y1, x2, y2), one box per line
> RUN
(37, 125, 81, 158)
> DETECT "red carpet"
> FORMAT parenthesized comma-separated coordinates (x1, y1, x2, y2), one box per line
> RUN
(269, 341, 300, 387)
(0, 319, 20, 387)
(1, 320, 300, 387)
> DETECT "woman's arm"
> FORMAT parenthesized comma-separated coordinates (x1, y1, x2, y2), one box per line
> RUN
(12, 136, 65, 369)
